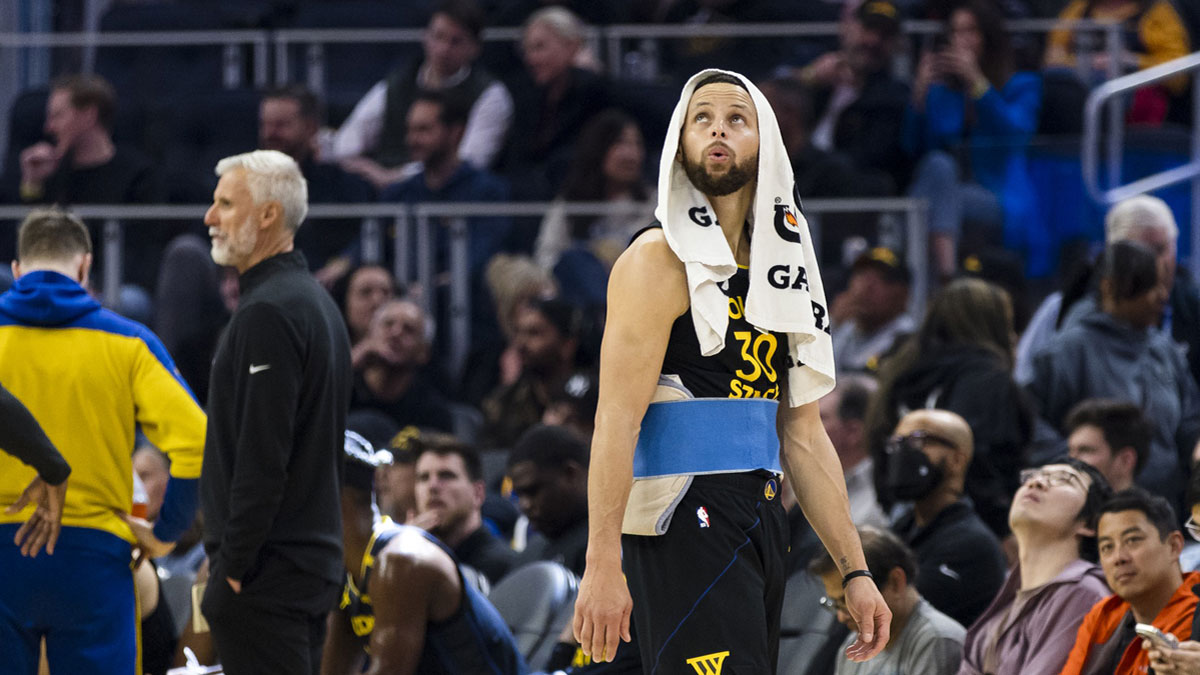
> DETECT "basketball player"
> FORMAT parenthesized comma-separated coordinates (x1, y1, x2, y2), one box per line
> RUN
(573, 71, 890, 673)
(321, 432, 526, 675)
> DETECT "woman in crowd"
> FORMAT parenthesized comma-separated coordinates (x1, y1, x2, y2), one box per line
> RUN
(866, 278, 1034, 537)
(1027, 239, 1200, 511)
(500, 6, 610, 200)
(905, 0, 1043, 278)
(534, 108, 653, 306)
(331, 263, 398, 346)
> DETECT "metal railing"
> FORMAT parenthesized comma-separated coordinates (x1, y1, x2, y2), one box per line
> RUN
(0, 198, 927, 378)
(1082, 51, 1200, 267)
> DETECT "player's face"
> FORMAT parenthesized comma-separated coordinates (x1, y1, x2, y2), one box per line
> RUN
(415, 452, 481, 536)
(424, 13, 479, 77)
(259, 98, 314, 160)
(204, 169, 260, 269)
(679, 83, 759, 198)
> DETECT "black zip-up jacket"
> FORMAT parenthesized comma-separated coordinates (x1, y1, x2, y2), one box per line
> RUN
(200, 251, 351, 587)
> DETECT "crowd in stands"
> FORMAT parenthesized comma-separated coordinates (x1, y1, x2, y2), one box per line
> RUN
(6, 0, 1200, 673)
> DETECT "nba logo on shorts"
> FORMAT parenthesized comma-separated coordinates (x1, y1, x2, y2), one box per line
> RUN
(697, 506, 710, 528)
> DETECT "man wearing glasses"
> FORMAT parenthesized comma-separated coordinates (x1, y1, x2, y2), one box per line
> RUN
(887, 409, 1006, 627)
(957, 458, 1112, 675)
(810, 526, 966, 674)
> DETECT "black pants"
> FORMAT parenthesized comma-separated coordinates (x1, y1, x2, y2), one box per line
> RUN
(623, 472, 788, 675)
(201, 551, 340, 675)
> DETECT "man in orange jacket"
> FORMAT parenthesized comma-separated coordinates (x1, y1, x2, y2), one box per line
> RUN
(1060, 488, 1199, 674)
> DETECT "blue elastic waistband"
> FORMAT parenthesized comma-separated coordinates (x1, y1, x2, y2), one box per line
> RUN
(633, 398, 781, 478)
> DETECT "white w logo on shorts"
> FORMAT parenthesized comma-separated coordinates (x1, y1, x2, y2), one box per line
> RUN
(686, 651, 730, 675)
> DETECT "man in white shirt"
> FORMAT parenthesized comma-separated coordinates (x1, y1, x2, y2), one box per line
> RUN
(331, 0, 513, 190)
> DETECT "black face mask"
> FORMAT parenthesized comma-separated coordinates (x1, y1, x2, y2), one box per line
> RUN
(885, 436, 945, 501)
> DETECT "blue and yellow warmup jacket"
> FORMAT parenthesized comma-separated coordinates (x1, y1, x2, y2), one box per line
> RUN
(0, 271, 206, 544)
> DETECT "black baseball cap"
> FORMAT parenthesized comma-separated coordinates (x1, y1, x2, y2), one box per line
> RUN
(851, 247, 911, 285)
(856, 0, 901, 37)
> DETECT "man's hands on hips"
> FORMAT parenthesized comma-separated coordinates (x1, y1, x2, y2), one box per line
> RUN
(843, 575, 891, 661)
(573, 560, 632, 663)
(5, 476, 67, 557)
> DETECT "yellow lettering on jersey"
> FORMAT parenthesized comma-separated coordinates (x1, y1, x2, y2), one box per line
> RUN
(339, 585, 351, 610)
(351, 614, 375, 637)
(728, 296, 744, 320)
(733, 331, 761, 381)
(686, 650, 730, 675)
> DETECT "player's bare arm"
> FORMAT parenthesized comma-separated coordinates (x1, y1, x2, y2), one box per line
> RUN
(573, 230, 688, 663)
(778, 397, 891, 660)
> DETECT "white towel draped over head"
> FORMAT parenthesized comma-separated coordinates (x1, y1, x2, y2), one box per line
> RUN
(654, 68, 835, 407)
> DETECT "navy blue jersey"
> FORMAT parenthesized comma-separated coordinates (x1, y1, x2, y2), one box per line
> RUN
(339, 521, 527, 675)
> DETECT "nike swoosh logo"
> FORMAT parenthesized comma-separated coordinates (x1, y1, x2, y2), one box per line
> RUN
(249, 364, 271, 374)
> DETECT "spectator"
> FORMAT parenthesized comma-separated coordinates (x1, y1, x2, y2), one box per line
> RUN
(866, 278, 1034, 536)
(1066, 399, 1152, 493)
(1026, 240, 1200, 510)
(811, 525, 966, 675)
(1045, 0, 1190, 124)
(886, 409, 1008, 627)
(820, 374, 888, 528)
(259, 85, 376, 271)
(378, 441, 417, 525)
(481, 297, 582, 448)
(957, 458, 1113, 675)
(1147, 469, 1200, 672)
(411, 434, 516, 584)
(198, 150, 352, 674)
(1016, 195, 1200, 394)
(330, 264, 398, 347)
(350, 298, 456, 433)
(507, 424, 590, 576)
(765, 75, 897, 197)
(533, 109, 653, 296)
(831, 247, 916, 375)
(133, 446, 170, 521)
(1060, 488, 1200, 674)
(542, 370, 599, 441)
(13, 74, 161, 207)
(500, 6, 611, 200)
(0, 208, 206, 674)
(906, 0, 1043, 278)
(787, 0, 911, 192)
(153, 234, 230, 404)
(322, 431, 527, 675)
(331, 0, 513, 189)
(12, 74, 166, 293)
(379, 89, 511, 282)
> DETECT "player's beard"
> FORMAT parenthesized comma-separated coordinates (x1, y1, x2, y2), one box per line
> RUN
(681, 145, 758, 197)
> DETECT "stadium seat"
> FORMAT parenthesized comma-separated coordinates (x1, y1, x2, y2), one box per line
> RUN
(157, 565, 197, 638)
(160, 88, 260, 203)
(488, 560, 579, 670)
(776, 570, 849, 675)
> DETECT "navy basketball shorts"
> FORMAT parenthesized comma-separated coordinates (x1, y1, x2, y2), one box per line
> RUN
(622, 471, 788, 675)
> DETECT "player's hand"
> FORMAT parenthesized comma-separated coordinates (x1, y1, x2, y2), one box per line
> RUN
(573, 560, 632, 663)
(5, 476, 67, 557)
(843, 575, 891, 661)
(120, 512, 176, 560)
(1146, 639, 1200, 674)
